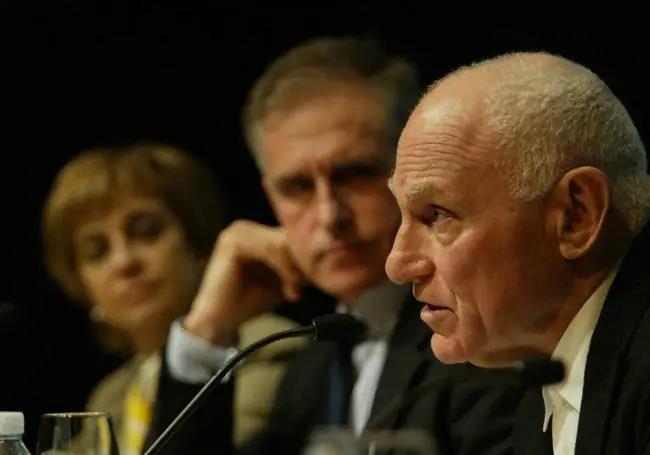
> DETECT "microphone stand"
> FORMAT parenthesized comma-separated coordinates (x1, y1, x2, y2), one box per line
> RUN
(144, 325, 313, 455)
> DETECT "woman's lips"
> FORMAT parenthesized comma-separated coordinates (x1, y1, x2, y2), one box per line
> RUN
(116, 281, 156, 303)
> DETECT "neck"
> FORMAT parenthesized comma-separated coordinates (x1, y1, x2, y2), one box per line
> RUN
(337, 277, 389, 308)
(478, 264, 615, 367)
(132, 330, 166, 356)
(535, 265, 614, 356)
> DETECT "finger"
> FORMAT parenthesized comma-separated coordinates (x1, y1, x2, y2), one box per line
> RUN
(264, 243, 304, 302)
(223, 221, 305, 300)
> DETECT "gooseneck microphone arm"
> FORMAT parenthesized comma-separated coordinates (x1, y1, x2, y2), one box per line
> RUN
(144, 325, 312, 455)
(144, 313, 366, 455)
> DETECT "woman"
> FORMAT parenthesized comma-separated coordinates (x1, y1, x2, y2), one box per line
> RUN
(42, 142, 227, 455)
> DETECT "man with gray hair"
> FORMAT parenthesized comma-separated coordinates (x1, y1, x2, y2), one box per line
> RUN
(386, 51, 650, 454)
(144, 37, 522, 454)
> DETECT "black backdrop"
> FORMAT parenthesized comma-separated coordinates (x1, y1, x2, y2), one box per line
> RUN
(1, 2, 648, 448)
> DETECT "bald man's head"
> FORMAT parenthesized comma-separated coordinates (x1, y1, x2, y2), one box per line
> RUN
(387, 52, 649, 365)
(413, 51, 649, 231)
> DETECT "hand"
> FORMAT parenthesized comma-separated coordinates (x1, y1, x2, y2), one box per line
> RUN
(184, 220, 304, 346)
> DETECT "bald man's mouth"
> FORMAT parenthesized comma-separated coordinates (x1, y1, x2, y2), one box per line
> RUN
(420, 302, 454, 332)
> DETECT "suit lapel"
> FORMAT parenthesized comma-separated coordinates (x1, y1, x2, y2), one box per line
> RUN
(267, 340, 339, 433)
(575, 227, 650, 455)
(304, 342, 341, 427)
(514, 388, 553, 455)
(367, 297, 431, 429)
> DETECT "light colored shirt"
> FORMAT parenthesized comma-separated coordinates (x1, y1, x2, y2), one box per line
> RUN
(344, 281, 407, 435)
(167, 322, 238, 383)
(121, 355, 161, 455)
(541, 267, 619, 455)
(167, 281, 409, 436)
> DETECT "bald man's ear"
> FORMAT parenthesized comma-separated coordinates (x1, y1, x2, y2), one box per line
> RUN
(550, 166, 611, 260)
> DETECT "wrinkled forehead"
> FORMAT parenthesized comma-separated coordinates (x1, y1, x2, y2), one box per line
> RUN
(398, 96, 493, 163)
(405, 98, 475, 138)
(389, 94, 500, 205)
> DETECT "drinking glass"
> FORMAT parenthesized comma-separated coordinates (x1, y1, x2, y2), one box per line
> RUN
(36, 412, 119, 455)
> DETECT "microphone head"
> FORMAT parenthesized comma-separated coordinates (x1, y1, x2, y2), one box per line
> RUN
(312, 313, 367, 342)
(515, 357, 565, 386)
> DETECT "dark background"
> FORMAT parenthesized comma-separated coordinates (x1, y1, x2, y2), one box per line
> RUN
(0, 2, 648, 448)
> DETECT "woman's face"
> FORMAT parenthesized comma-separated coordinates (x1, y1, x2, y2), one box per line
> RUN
(73, 192, 203, 352)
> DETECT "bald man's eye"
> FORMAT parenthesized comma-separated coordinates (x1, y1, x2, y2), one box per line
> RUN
(422, 206, 451, 227)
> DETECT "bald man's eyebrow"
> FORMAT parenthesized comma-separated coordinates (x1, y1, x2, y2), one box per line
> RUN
(409, 180, 459, 211)
(388, 175, 446, 203)
(404, 180, 441, 204)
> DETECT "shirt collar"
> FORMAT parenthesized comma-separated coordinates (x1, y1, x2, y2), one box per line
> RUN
(337, 280, 409, 339)
(541, 265, 619, 431)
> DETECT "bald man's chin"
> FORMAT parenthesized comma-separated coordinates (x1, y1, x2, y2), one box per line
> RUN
(430, 334, 469, 365)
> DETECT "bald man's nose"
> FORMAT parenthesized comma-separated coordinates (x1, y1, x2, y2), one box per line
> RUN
(385, 228, 434, 284)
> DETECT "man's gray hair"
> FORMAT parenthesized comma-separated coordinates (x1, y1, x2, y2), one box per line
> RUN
(242, 36, 421, 170)
(433, 52, 650, 232)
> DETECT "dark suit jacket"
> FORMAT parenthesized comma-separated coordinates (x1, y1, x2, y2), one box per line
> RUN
(515, 225, 650, 454)
(146, 297, 523, 455)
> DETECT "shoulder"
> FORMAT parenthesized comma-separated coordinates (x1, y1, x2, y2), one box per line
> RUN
(86, 357, 143, 413)
(238, 313, 310, 361)
(622, 305, 650, 385)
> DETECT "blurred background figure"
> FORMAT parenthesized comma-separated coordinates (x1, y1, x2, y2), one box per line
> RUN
(41, 142, 227, 455)
(145, 35, 523, 455)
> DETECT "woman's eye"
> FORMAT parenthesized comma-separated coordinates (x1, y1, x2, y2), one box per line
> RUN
(78, 238, 108, 263)
(130, 215, 165, 240)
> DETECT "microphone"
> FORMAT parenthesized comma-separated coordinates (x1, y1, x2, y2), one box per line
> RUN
(496, 357, 565, 387)
(311, 313, 367, 343)
(144, 313, 366, 455)
(365, 357, 564, 430)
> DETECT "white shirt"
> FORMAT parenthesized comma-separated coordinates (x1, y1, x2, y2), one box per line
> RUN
(541, 268, 619, 455)
(343, 281, 407, 435)
(167, 281, 409, 436)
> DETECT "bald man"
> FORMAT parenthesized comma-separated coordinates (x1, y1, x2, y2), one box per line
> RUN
(386, 52, 650, 454)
